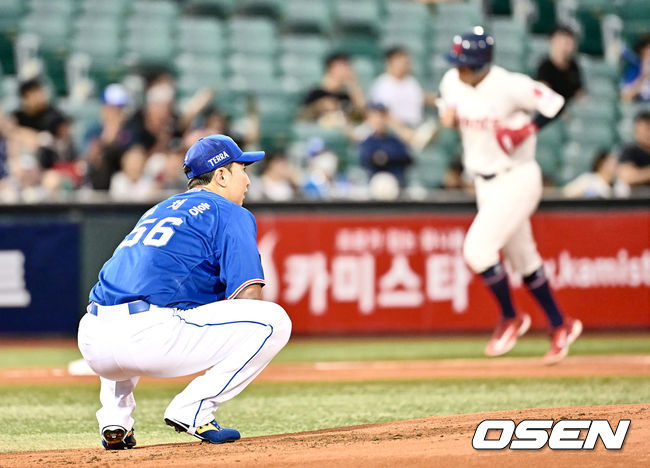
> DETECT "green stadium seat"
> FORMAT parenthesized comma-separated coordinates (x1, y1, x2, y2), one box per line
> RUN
(489, 18, 528, 58)
(333, 0, 381, 36)
(0, 0, 25, 32)
(620, 20, 649, 49)
(617, 0, 650, 20)
(80, 0, 130, 16)
(351, 56, 378, 92)
(74, 18, 123, 39)
(493, 53, 526, 73)
(577, 0, 618, 15)
(429, 55, 450, 90)
(585, 77, 618, 101)
(560, 142, 602, 183)
(536, 145, 562, 182)
(333, 34, 380, 60)
(282, 0, 333, 34)
(0, 0, 22, 74)
(280, 54, 323, 91)
(566, 120, 617, 148)
(280, 35, 331, 60)
(178, 18, 226, 56)
(529, 0, 556, 35)
(408, 148, 452, 189)
(578, 56, 619, 83)
(228, 18, 278, 56)
(435, 0, 484, 23)
(30, 0, 78, 16)
(575, 10, 603, 56)
(537, 118, 566, 148)
(526, 35, 550, 75)
(568, 98, 618, 123)
(229, 54, 277, 78)
(125, 26, 177, 64)
(487, 0, 512, 16)
(131, 0, 180, 21)
(20, 16, 70, 52)
(182, 0, 235, 17)
(71, 35, 122, 61)
(384, 0, 431, 22)
(432, 127, 461, 155)
(235, 0, 284, 19)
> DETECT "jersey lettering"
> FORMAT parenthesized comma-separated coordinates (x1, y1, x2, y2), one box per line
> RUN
(168, 199, 188, 210)
(119, 217, 183, 249)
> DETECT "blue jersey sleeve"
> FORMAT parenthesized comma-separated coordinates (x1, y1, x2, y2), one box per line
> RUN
(217, 207, 265, 299)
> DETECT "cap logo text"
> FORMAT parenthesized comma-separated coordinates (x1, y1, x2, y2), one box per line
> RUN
(207, 151, 230, 167)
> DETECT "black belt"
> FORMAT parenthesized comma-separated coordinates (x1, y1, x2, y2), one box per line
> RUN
(88, 300, 150, 316)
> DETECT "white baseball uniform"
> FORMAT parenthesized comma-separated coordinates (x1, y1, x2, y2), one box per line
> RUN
(438, 65, 565, 275)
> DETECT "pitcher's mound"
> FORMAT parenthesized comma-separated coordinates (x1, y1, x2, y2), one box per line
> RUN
(2, 403, 647, 467)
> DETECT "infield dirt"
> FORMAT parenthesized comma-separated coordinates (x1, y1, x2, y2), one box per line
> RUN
(0, 355, 648, 467)
(0, 403, 647, 467)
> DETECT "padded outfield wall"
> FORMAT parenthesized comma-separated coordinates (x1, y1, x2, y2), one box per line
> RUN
(0, 198, 648, 335)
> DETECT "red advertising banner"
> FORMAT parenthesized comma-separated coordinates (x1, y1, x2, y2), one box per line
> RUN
(256, 210, 650, 333)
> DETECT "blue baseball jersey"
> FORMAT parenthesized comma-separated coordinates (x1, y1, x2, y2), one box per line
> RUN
(90, 189, 265, 309)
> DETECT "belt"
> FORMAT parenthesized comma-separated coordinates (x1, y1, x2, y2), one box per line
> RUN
(88, 300, 150, 316)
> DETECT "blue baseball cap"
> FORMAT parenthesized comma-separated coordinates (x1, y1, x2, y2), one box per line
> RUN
(183, 135, 265, 179)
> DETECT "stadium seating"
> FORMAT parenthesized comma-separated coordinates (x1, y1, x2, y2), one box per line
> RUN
(0, 0, 646, 192)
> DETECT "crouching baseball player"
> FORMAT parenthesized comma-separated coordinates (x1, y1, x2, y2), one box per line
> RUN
(438, 27, 582, 364)
(78, 135, 291, 449)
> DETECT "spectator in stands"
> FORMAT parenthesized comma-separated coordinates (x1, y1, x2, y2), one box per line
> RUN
(536, 25, 583, 110)
(36, 113, 76, 169)
(12, 78, 64, 133)
(11, 78, 66, 152)
(370, 47, 425, 128)
(369, 46, 438, 150)
(621, 35, 650, 103)
(82, 84, 134, 190)
(108, 144, 157, 201)
(125, 79, 179, 155)
(259, 153, 299, 201)
(301, 53, 366, 127)
(301, 138, 348, 199)
(359, 103, 413, 187)
(617, 111, 650, 188)
(563, 149, 617, 198)
(154, 142, 187, 193)
(442, 158, 472, 191)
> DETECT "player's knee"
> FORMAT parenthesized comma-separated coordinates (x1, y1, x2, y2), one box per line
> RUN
(463, 238, 496, 273)
(265, 302, 292, 347)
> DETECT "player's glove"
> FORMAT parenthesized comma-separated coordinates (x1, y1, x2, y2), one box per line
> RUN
(495, 123, 538, 155)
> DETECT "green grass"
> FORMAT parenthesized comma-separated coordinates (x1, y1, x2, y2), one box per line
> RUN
(1, 377, 648, 453)
(1, 334, 649, 368)
(0, 348, 83, 368)
(275, 334, 650, 362)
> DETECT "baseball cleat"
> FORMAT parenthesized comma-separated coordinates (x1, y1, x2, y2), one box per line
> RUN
(484, 313, 531, 357)
(101, 425, 136, 450)
(543, 317, 583, 365)
(165, 417, 240, 444)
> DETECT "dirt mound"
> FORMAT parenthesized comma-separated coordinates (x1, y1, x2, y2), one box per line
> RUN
(1, 404, 647, 467)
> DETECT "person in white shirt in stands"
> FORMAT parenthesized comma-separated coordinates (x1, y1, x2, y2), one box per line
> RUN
(109, 144, 157, 201)
(369, 47, 438, 150)
(563, 149, 618, 198)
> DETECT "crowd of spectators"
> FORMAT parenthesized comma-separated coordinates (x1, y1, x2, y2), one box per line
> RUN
(1, 28, 649, 203)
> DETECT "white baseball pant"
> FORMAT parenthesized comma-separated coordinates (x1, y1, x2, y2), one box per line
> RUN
(77, 299, 291, 434)
(463, 160, 544, 276)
